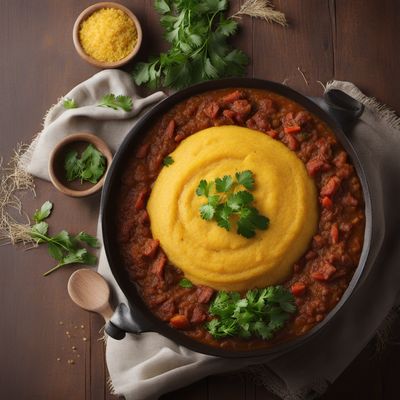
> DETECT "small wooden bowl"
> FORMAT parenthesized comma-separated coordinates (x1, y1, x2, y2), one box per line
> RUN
(72, 2, 143, 68)
(49, 133, 113, 198)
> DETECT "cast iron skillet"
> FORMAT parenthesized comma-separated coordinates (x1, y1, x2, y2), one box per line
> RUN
(101, 78, 372, 359)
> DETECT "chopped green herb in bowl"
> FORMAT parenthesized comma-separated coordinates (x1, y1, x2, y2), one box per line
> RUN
(65, 144, 106, 184)
(49, 132, 113, 197)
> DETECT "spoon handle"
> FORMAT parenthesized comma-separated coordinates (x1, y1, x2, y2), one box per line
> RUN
(100, 303, 114, 321)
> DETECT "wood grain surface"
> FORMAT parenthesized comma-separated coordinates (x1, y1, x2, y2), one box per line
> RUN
(0, 1, 399, 399)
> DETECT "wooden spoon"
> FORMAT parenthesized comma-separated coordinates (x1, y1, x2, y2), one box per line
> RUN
(68, 269, 113, 321)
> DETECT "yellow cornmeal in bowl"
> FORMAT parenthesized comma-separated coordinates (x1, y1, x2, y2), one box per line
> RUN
(79, 8, 137, 62)
(147, 126, 318, 292)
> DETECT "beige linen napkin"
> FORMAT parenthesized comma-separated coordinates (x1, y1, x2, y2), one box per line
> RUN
(20, 69, 166, 180)
(21, 70, 400, 400)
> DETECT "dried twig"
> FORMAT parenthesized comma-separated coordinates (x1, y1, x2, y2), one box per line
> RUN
(0, 144, 36, 246)
(231, 0, 287, 26)
(297, 66, 309, 86)
(316, 80, 327, 91)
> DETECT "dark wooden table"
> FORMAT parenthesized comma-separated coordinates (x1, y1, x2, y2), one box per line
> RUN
(1, 1, 399, 399)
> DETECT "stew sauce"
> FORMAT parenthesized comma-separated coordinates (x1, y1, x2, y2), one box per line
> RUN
(116, 88, 365, 350)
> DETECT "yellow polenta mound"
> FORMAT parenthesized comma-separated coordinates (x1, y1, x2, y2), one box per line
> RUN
(147, 126, 318, 291)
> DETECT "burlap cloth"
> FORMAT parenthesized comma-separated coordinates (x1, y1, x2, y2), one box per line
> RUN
(19, 70, 400, 400)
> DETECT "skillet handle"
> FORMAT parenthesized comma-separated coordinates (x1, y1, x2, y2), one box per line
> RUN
(105, 303, 154, 340)
(323, 89, 364, 133)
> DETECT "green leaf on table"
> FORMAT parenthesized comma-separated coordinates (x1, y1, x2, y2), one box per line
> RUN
(33, 201, 53, 223)
(75, 231, 101, 248)
(28, 199, 101, 277)
(81, 250, 98, 265)
(30, 222, 49, 241)
(47, 242, 64, 261)
(52, 230, 74, 250)
(62, 248, 88, 265)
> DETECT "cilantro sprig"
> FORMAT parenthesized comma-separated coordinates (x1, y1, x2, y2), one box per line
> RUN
(132, 0, 248, 89)
(63, 94, 133, 111)
(64, 144, 106, 184)
(206, 286, 296, 340)
(196, 170, 269, 238)
(33, 200, 53, 223)
(99, 94, 133, 111)
(29, 201, 100, 276)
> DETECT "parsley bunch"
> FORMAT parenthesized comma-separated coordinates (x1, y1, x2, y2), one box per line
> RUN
(29, 201, 100, 276)
(65, 144, 106, 184)
(206, 286, 296, 340)
(133, 0, 249, 89)
(196, 170, 269, 238)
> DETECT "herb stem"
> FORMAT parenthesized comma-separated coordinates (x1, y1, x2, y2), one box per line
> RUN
(43, 263, 65, 277)
(30, 231, 71, 252)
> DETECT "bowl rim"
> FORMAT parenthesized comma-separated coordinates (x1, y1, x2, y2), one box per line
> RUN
(72, 1, 143, 68)
(48, 132, 113, 198)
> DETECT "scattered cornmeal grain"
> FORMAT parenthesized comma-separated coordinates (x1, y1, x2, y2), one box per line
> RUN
(83, 337, 88, 342)
(79, 8, 137, 62)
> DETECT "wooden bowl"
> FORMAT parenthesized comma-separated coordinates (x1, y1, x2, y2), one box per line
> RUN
(49, 132, 113, 197)
(72, 2, 142, 68)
